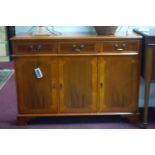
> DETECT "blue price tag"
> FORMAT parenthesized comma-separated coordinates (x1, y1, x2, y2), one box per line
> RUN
(34, 68, 43, 79)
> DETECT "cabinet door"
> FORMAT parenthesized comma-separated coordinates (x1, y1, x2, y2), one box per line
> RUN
(59, 57, 97, 113)
(15, 57, 58, 114)
(98, 55, 139, 113)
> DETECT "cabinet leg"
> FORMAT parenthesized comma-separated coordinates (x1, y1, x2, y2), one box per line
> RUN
(143, 81, 151, 129)
(17, 116, 32, 126)
(143, 48, 153, 128)
(122, 114, 140, 124)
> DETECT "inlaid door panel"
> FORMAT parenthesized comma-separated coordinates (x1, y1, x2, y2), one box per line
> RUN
(15, 57, 58, 114)
(59, 56, 97, 113)
(98, 55, 139, 112)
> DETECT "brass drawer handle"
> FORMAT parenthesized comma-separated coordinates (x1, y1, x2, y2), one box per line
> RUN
(114, 43, 126, 51)
(80, 44, 85, 48)
(72, 44, 77, 48)
(29, 44, 42, 52)
(37, 44, 42, 51)
(74, 48, 81, 52)
(29, 45, 36, 52)
(72, 44, 85, 52)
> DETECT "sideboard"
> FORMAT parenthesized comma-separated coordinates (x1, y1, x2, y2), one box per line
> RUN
(11, 31, 142, 125)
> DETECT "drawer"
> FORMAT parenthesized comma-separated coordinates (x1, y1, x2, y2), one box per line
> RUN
(12, 40, 58, 54)
(59, 42, 97, 54)
(102, 40, 140, 52)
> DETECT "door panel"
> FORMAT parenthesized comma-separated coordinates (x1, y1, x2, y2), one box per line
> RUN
(98, 55, 139, 112)
(59, 56, 97, 113)
(15, 57, 58, 114)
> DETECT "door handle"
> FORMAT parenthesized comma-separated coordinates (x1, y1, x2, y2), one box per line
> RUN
(59, 83, 63, 88)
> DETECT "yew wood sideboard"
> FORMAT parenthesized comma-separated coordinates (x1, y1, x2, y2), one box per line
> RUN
(11, 32, 142, 125)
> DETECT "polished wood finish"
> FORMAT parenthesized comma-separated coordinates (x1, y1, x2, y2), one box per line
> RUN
(15, 57, 58, 114)
(59, 56, 97, 113)
(102, 40, 140, 52)
(12, 40, 58, 54)
(59, 41, 98, 54)
(134, 29, 155, 128)
(98, 55, 139, 113)
(11, 31, 142, 125)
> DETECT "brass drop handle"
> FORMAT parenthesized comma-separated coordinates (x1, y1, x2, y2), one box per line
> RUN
(74, 48, 81, 52)
(29, 44, 42, 52)
(72, 44, 85, 52)
(29, 45, 36, 52)
(72, 44, 77, 48)
(80, 44, 85, 48)
(114, 43, 126, 51)
(36, 44, 42, 51)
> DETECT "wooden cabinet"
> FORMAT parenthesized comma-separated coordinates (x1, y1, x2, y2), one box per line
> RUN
(11, 32, 142, 125)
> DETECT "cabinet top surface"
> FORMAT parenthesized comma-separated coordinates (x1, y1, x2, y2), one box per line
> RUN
(11, 31, 142, 41)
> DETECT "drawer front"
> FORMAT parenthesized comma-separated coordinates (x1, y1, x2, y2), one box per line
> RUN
(12, 41, 57, 54)
(102, 40, 140, 52)
(59, 41, 97, 54)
